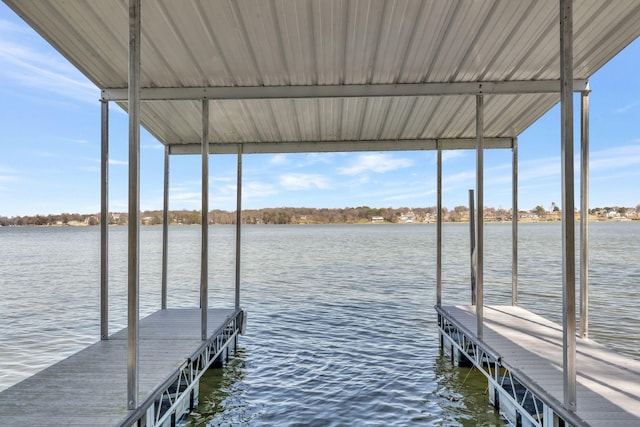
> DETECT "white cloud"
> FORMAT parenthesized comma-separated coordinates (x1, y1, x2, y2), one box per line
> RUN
(60, 138, 89, 145)
(442, 151, 467, 162)
(244, 181, 278, 198)
(337, 153, 413, 175)
(78, 166, 99, 173)
(33, 150, 59, 158)
(0, 20, 98, 103)
(0, 175, 18, 182)
(590, 144, 640, 171)
(269, 154, 288, 165)
(279, 173, 331, 190)
(109, 159, 128, 166)
(614, 101, 640, 114)
(171, 191, 201, 202)
(211, 176, 235, 183)
(383, 189, 436, 202)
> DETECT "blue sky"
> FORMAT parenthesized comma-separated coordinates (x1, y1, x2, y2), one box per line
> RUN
(1, 5, 639, 217)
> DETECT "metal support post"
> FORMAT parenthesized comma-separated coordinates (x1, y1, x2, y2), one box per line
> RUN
(512, 137, 519, 306)
(162, 145, 169, 309)
(436, 140, 442, 306)
(469, 189, 476, 306)
(560, 0, 577, 412)
(200, 99, 209, 340)
(235, 145, 243, 310)
(100, 99, 109, 340)
(127, 0, 141, 411)
(475, 94, 484, 341)
(580, 89, 590, 338)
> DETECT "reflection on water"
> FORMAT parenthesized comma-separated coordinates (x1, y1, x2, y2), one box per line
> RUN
(1, 222, 639, 425)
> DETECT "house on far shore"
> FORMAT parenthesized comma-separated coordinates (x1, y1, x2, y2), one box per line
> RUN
(400, 210, 416, 223)
(371, 216, 384, 223)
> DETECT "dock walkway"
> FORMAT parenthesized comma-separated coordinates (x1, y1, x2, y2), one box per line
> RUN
(0, 308, 242, 426)
(437, 305, 640, 427)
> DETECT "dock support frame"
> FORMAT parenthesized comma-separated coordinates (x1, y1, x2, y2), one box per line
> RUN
(118, 310, 243, 427)
(436, 307, 587, 427)
(127, 0, 141, 410)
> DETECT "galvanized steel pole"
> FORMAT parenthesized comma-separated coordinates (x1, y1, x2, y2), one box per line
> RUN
(436, 140, 442, 307)
(161, 145, 169, 310)
(476, 95, 484, 341)
(512, 138, 518, 306)
(560, 0, 577, 412)
(580, 89, 590, 339)
(200, 99, 209, 341)
(100, 99, 109, 340)
(469, 189, 476, 306)
(235, 145, 243, 310)
(127, 0, 141, 410)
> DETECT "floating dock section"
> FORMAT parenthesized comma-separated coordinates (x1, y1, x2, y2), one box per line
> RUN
(437, 305, 640, 427)
(0, 308, 244, 427)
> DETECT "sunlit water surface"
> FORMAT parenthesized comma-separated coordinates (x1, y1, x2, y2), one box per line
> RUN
(1, 223, 639, 425)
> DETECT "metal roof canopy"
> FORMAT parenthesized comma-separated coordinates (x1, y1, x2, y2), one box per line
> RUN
(5, 0, 640, 154)
(4, 0, 640, 420)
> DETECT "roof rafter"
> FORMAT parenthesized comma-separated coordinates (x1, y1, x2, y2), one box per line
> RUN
(103, 80, 589, 101)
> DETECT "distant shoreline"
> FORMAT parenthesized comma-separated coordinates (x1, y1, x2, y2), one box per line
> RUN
(2, 206, 638, 227)
(1, 216, 636, 228)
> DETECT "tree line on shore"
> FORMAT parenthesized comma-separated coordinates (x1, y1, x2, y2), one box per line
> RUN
(2, 204, 639, 227)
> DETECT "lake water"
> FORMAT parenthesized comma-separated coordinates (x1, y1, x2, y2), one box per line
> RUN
(1, 222, 639, 425)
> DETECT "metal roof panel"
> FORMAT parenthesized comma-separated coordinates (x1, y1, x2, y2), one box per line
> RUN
(4, 0, 640, 152)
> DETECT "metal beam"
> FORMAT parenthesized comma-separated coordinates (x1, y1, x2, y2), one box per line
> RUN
(580, 90, 590, 339)
(127, 0, 141, 411)
(161, 145, 169, 310)
(512, 138, 519, 306)
(436, 141, 442, 307)
(235, 145, 242, 310)
(200, 99, 209, 341)
(102, 79, 590, 101)
(560, 0, 577, 413)
(475, 94, 484, 341)
(100, 99, 109, 341)
(168, 138, 514, 155)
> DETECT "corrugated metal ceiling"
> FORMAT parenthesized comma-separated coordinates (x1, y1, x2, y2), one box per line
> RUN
(4, 0, 640, 153)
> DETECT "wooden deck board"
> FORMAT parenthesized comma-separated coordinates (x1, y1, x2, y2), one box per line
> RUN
(440, 305, 640, 427)
(0, 308, 236, 426)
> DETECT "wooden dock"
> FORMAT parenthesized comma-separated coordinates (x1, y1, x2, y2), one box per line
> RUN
(0, 308, 242, 427)
(437, 305, 640, 427)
